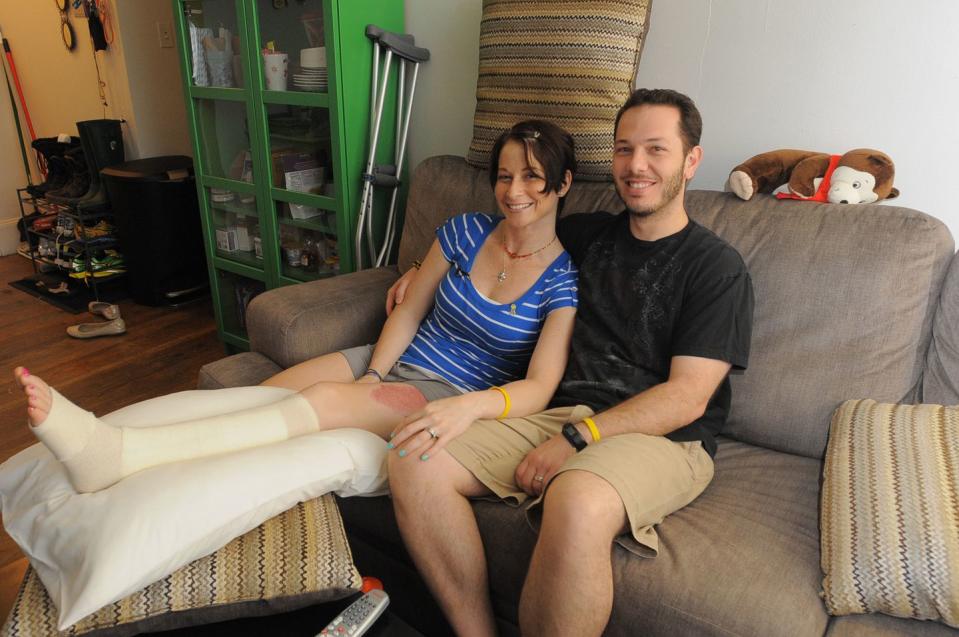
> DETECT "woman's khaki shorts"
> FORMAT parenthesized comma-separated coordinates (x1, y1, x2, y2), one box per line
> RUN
(445, 405, 714, 556)
(338, 344, 463, 402)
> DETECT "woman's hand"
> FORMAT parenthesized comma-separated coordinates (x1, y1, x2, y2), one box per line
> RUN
(388, 394, 483, 461)
(354, 374, 380, 384)
(515, 435, 576, 497)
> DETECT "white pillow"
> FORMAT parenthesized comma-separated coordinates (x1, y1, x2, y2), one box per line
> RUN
(0, 387, 389, 631)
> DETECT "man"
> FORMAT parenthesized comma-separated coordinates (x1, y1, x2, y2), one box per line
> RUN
(386, 88, 754, 636)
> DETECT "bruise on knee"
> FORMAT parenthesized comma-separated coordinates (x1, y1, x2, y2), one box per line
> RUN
(371, 383, 427, 414)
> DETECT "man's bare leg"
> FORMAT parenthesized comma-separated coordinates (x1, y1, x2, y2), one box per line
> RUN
(388, 450, 497, 637)
(519, 470, 627, 636)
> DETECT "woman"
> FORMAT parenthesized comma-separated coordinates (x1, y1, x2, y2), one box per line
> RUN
(15, 120, 579, 493)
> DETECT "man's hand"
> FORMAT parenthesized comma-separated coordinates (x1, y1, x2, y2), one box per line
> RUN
(515, 435, 576, 497)
(386, 267, 418, 315)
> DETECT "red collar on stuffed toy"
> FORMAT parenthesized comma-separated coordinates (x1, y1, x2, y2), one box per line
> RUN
(775, 154, 841, 202)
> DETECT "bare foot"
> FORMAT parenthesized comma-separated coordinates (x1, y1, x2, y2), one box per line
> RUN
(14, 367, 51, 427)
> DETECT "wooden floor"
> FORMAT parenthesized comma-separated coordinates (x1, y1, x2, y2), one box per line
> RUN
(0, 254, 226, 619)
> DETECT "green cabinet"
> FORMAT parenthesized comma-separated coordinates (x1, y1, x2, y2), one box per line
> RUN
(173, 0, 404, 350)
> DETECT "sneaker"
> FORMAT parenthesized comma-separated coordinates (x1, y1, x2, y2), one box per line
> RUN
(75, 220, 114, 240)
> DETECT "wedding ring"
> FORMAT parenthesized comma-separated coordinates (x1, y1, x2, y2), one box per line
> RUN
(427, 427, 439, 439)
(534, 475, 544, 482)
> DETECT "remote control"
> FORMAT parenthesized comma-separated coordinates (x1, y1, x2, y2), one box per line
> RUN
(316, 589, 390, 636)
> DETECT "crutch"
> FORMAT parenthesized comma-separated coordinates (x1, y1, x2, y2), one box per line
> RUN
(355, 25, 429, 270)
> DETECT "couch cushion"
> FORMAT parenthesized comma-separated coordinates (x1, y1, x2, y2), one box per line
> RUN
(686, 191, 955, 458)
(924, 250, 959, 405)
(340, 439, 830, 636)
(827, 613, 959, 636)
(197, 351, 282, 389)
(466, 0, 652, 181)
(247, 267, 398, 368)
(821, 400, 959, 629)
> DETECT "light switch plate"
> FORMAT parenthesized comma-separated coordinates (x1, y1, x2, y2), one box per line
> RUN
(156, 21, 174, 48)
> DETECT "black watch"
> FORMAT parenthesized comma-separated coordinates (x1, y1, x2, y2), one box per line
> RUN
(561, 422, 587, 452)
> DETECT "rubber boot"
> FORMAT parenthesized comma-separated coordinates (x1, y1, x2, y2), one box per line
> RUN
(74, 119, 125, 210)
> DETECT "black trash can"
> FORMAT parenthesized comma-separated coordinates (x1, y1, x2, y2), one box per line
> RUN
(101, 156, 208, 306)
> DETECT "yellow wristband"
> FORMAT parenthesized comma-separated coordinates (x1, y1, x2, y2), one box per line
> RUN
(582, 417, 601, 442)
(490, 386, 511, 419)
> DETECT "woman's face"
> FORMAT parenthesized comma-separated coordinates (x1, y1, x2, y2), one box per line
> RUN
(494, 140, 567, 230)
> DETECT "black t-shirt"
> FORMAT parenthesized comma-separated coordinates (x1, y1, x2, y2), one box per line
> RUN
(552, 211, 754, 456)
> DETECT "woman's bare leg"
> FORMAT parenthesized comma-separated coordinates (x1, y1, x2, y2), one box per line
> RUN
(261, 352, 354, 391)
(15, 367, 428, 492)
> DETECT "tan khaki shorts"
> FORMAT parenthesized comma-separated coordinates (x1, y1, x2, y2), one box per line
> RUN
(338, 344, 463, 402)
(446, 405, 714, 556)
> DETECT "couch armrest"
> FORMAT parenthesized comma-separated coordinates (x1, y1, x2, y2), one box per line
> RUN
(246, 266, 399, 369)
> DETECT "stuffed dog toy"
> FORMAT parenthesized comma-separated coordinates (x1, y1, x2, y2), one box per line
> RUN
(727, 148, 899, 204)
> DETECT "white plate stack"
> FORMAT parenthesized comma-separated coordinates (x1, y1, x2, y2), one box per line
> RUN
(294, 46, 328, 92)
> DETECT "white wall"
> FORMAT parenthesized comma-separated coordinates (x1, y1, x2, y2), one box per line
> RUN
(113, 0, 191, 159)
(405, 0, 959, 241)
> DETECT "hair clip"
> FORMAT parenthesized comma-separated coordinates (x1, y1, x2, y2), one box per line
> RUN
(532, 131, 541, 139)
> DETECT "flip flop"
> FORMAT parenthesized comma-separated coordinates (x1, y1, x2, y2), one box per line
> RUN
(87, 301, 121, 320)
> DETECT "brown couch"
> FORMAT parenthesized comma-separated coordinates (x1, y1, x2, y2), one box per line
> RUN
(198, 155, 959, 636)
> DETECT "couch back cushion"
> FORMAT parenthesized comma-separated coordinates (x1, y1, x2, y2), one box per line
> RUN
(923, 250, 959, 405)
(400, 156, 955, 458)
(398, 155, 619, 271)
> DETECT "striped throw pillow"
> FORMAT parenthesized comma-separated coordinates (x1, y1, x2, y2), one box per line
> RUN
(1, 496, 361, 636)
(821, 399, 959, 628)
(466, 0, 653, 181)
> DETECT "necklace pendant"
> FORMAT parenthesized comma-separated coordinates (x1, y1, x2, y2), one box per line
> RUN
(497, 270, 507, 283)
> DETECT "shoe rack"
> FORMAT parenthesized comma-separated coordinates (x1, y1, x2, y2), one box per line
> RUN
(173, 0, 405, 351)
(16, 188, 126, 303)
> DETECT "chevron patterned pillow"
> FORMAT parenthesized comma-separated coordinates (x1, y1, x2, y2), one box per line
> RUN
(466, 0, 653, 181)
(821, 400, 959, 628)
(1, 496, 361, 636)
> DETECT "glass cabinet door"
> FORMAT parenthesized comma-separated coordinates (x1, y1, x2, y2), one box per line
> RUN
(253, 0, 326, 94)
(194, 99, 255, 182)
(182, 0, 245, 88)
(208, 188, 262, 268)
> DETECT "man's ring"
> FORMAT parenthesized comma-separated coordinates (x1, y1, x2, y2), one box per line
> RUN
(534, 475, 544, 482)
(427, 427, 439, 439)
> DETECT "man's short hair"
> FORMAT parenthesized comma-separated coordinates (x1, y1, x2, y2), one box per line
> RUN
(614, 88, 703, 153)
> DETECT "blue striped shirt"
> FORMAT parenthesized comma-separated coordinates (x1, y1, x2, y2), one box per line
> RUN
(398, 213, 578, 392)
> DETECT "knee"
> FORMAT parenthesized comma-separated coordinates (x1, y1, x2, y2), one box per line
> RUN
(541, 471, 625, 541)
(388, 450, 441, 498)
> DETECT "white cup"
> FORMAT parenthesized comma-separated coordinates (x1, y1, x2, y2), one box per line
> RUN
(300, 46, 326, 69)
(262, 52, 289, 91)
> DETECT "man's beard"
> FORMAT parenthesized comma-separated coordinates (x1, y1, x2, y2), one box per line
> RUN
(624, 164, 685, 219)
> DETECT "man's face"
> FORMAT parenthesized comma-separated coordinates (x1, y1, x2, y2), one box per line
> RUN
(612, 104, 700, 219)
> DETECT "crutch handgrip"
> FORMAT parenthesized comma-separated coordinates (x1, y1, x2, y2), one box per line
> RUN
(362, 165, 401, 188)
(378, 32, 430, 63)
(365, 24, 415, 46)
